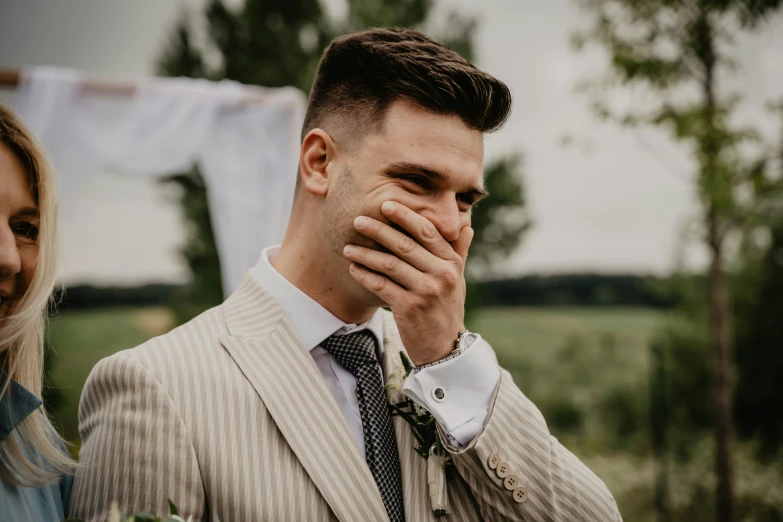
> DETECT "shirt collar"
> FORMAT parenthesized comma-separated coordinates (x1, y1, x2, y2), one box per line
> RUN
(250, 246, 386, 355)
(0, 371, 43, 443)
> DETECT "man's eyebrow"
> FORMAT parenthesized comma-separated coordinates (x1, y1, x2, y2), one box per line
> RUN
(385, 161, 446, 181)
(385, 161, 488, 200)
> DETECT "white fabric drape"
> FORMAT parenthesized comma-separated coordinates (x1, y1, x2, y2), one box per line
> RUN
(15, 66, 306, 296)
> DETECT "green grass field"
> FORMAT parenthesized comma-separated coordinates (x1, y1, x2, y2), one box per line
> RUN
(47, 307, 176, 448)
(44, 306, 783, 520)
(47, 306, 663, 445)
(46, 305, 665, 519)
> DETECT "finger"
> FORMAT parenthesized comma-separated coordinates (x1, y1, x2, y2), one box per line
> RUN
(353, 216, 433, 270)
(451, 226, 474, 267)
(343, 245, 420, 289)
(380, 201, 455, 260)
(348, 262, 405, 306)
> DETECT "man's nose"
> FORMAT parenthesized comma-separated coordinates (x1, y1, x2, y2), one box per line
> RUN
(425, 197, 463, 243)
(0, 225, 22, 280)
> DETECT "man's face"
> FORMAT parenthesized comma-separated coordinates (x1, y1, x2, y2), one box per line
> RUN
(319, 99, 485, 300)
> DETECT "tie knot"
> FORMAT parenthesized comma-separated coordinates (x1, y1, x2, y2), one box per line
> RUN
(321, 330, 380, 374)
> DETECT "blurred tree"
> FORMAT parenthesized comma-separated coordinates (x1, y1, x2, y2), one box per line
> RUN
(573, 1, 782, 519)
(157, 0, 529, 324)
(734, 102, 783, 457)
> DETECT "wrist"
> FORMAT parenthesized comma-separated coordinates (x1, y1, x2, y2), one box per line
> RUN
(411, 329, 474, 371)
(410, 343, 453, 366)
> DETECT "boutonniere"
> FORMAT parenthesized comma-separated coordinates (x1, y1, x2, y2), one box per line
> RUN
(384, 339, 453, 517)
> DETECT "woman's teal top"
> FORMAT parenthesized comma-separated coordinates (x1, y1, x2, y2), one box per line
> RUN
(1, 372, 73, 522)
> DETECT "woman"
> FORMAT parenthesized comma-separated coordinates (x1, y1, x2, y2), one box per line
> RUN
(0, 103, 74, 520)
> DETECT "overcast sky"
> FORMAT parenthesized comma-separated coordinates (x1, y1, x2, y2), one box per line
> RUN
(0, 0, 781, 284)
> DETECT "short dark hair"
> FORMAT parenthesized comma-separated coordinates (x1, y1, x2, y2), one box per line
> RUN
(302, 27, 512, 142)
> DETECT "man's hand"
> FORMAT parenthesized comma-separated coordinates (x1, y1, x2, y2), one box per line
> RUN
(344, 200, 474, 366)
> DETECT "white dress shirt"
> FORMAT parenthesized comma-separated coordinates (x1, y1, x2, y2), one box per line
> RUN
(251, 246, 500, 453)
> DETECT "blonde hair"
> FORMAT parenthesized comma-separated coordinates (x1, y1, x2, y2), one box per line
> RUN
(0, 103, 74, 486)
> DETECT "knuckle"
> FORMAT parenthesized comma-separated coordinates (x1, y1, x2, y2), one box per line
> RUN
(423, 281, 441, 298)
(407, 295, 426, 311)
(369, 220, 383, 234)
(398, 235, 416, 254)
(383, 255, 400, 271)
(421, 223, 439, 241)
(440, 269, 458, 288)
(371, 274, 387, 292)
(450, 256, 464, 275)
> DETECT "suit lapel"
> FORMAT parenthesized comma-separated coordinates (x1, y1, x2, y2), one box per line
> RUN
(381, 313, 438, 522)
(219, 275, 389, 522)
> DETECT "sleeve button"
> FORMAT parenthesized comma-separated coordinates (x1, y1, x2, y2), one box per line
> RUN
(513, 486, 528, 503)
(487, 452, 500, 470)
(504, 474, 519, 490)
(496, 462, 510, 478)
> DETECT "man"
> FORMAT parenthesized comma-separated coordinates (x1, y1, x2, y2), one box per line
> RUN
(70, 28, 621, 522)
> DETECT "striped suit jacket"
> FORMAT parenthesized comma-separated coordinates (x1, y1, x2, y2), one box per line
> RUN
(69, 275, 621, 521)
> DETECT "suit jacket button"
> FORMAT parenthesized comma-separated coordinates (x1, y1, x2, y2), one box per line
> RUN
(487, 452, 500, 470)
(496, 461, 510, 478)
(504, 474, 519, 490)
(513, 486, 528, 503)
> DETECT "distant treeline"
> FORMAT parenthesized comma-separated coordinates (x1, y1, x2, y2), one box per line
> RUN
(56, 274, 677, 310)
(53, 283, 181, 310)
(472, 273, 677, 308)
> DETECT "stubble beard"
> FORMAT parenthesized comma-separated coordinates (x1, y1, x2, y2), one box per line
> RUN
(320, 168, 387, 307)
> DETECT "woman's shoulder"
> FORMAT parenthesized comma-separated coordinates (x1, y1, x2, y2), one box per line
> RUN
(0, 468, 73, 522)
(0, 378, 75, 521)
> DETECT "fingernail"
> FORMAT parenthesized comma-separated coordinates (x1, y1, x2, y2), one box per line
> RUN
(354, 216, 368, 227)
(382, 201, 396, 213)
(343, 245, 356, 255)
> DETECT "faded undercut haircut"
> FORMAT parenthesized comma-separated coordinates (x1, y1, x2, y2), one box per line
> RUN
(301, 26, 512, 147)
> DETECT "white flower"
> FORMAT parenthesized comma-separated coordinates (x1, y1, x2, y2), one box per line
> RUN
(413, 401, 429, 418)
(385, 369, 405, 393)
(108, 501, 122, 522)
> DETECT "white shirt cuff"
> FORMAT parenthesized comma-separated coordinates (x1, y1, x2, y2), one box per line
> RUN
(401, 335, 500, 447)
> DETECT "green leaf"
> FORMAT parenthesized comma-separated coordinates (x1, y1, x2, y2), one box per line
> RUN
(130, 512, 157, 521)
(399, 352, 415, 376)
(168, 499, 179, 516)
(389, 404, 429, 449)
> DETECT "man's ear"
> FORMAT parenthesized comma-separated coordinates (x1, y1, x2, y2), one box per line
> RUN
(299, 128, 335, 197)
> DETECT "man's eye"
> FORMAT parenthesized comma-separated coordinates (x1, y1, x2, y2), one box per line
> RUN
(457, 195, 478, 209)
(401, 175, 430, 190)
(12, 222, 39, 241)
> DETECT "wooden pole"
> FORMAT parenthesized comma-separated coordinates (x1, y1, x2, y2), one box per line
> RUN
(0, 67, 137, 96)
(0, 67, 296, 107)
(0, 69, 21, 87)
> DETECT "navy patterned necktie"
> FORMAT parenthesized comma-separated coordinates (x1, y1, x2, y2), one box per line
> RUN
(321, 330, 406, 522)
